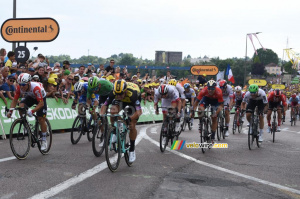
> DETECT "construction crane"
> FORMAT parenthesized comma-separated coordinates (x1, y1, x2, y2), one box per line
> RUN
(284, 48, 300, 69)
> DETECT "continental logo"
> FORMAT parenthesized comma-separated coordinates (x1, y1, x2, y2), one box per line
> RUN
(1, 18, 59, 42)
(190, 65, 219, 76)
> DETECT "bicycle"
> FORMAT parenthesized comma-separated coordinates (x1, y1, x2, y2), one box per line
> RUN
(232, 105, 244, 134)
(105, 107, 132, 172)
(9, 106, 52, 160)
(248, 106, 260, 150)
(217, 104, 228, 141)
(157, 107, 180, 153)
(290, 106, 297, 126)
(270, 108, 277, 143)
(70, 104, 94, 144)
(92, 112, 108, 157)
(198, 105, 214, 153)
(181, 100, 193, 132)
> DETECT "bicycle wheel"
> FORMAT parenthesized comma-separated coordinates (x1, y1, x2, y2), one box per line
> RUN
(70, 116, 83, 144)
(221, 117, 225, 139)
(232, 114, 237, 134)
(87, 117, 94, 142)
(248, 120, 254, 150)
(217, 117, 221, 141)
(238, 114, 243, 134)
(181, 119, 186, 132)
(272, 124, 276, 143)
(124, 130, 133, 167)
(188, 118, 192, 130)
(39, 118, 53, 155)
(160, 122, 168, 152)
(92, 120, 105, 157)
(200, 120, 207, 153)
(105, 126, 121, 172)
(10, 119, 31, 160)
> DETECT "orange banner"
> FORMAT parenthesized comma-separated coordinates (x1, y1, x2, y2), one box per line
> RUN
(1, 18, 59, 42)
(190, 65, 219, 75)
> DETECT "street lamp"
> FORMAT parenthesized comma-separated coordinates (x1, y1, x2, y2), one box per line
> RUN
(244, 32, 262, 86)
(12, 0, 16, 51)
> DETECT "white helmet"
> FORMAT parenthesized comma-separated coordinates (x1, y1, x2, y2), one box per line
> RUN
(74, 82, 84, 92)
(17, 73, 31, 84)
(235, 86, 242, 91)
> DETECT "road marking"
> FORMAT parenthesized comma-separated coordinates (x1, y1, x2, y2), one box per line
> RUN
(150, 127, 158, 134)
(0, 156, 16, 163)
(28, 126, 149, 199)
(144, 133, 300, 195)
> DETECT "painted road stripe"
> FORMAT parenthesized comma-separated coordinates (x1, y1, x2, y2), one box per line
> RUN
(28, 126, 149, 199)
(0, 156, 16, 163)
(144, 133, 300, 195)
(150, 127, 158, 134)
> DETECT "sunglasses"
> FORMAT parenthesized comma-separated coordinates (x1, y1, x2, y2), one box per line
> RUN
(208, 87, 215, 90)
(110, 62, 115, 63)
(9, 79, 15, 82)
(250, 92, 257, 95)
(19, 83, 27, 87)
(68, 78, 74, 80)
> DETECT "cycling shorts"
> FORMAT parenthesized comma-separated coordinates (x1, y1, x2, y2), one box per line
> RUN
(21, 96, 47, 117)
(246, 99, 265, 114)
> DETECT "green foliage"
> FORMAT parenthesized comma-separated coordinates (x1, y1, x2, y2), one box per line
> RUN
(252, 48, 279, 65)
(284, 61, 297, 74)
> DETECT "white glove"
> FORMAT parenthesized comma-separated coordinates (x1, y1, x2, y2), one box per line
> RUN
(27, 109, 33, 117)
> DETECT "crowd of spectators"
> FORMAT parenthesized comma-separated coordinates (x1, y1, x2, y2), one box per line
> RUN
(0, 48, 207, 109)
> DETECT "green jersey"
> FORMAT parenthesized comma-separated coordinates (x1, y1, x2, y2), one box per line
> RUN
(87, 79, 113, 99)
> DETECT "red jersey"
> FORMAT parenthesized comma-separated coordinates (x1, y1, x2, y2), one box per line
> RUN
(14, 82, 46, 102)
(197, 87, 224, 103)
(267, 91, 287, 106)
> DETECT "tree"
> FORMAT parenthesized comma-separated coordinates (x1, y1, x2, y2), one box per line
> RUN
(252, 48, 279, 65)
(284, 61, 297, 74)
(119, 54, 136, 65)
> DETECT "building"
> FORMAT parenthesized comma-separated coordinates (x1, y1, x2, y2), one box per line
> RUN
(265, 63, 281, 75)
(155, 51, 182, 64)
(190, 55, 211, 64)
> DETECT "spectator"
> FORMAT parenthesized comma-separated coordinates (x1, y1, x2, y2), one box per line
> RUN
(62, 60, 71, 72)
(114, 66, 121, 80)
(0, 48, 6, 67)
(106, 75, 115, 83)
(45, 78, 59, 101)
(60, 74, 74, 104)
(85, 63, 93, 74)
(32, 75, 40, 82)
(0, 74, 16, 101)
(0, 66, 10, 86)
(163, 70, 173, 82)
(197, 73, 207, 85)
(78, 65, 85, 78)
(36, 66, 48, 85)
(5, 51, 15, 73)
(28, 67, 35, 76)
(104, 59, 115, 76)
(32, 54, 48, 69)
(97, 64, 105, 77)
(136, 71, 141, 79)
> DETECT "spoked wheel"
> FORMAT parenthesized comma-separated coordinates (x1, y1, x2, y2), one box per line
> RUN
(159, 122, 168, 152)
(105, 127, 121, 172)
(200, 121, 207, 153)
(38, 119, 53, 155)
(87, 118, 94, 142)
(232, 114, 237, 135)
(217, 117, 221, 141)
(181, 119, 186, 132)
(188, 118, 193, 130)
(220, 117, 225, 139)
(272, 126, 276, 143)
(9, 119, 31, 160)
(255, 124, 260, 148)
(238, 114, 243, 134)
(124, 130, 133, 167)
(71, 116, 83, 144)
(248, 123, 255, 150)
(92, 121, 106, 157)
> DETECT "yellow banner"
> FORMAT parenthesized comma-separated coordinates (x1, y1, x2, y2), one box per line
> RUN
(272, 84, 286, 90)
(248, 79, 267, 86)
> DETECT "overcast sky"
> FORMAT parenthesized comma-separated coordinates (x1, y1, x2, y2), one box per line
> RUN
(0, 0, 299, 61)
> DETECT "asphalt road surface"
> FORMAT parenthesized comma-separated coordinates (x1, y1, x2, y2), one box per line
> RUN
(0, 110, 299, 199)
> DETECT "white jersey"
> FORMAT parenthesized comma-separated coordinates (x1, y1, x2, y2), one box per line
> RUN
(154, 85, 180, 104)
(243, 88, 268, 104)
(175, 83, 185, 99)
(184, 88, 196, 98)
(15, 82, 46, 101)
(233, 91, 245, 101)
(217, 84, 233, 99)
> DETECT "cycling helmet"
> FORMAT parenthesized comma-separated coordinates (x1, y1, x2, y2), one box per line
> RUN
(235, 86, 242, 91)
(274, 89, 282, 96)
(184, 83, 190, 89)
(74, 82, 84, 92)
(113, 79, 127, 95)
(158, 84, 169, 95)
(17, 73, 31, 84)
(219, 80, 227, 88)
(207, 80, 217, 88)
(292, 94, 296, 98)
(88, 76, 99, 89)
(249, 84, 259, 93)
(168, 79, 177, 86)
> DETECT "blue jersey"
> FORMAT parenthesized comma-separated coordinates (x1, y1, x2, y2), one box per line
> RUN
(75, 83, 99, 104)
(288, 96, 299, 104)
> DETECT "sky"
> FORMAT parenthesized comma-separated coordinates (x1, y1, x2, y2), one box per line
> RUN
(0, 0, 299, 62)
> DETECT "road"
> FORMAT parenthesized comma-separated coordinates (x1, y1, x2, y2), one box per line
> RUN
(0, 111, 299, 199)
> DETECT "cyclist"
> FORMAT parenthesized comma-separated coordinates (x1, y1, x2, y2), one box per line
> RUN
(242, 84, 268, 142)
(192, 80, 224, 143)
(183, 83, 196, 126)
(7, 73, 48, 150)
(218, 80, 233, 137)
(168, 79, 186, 109)
(100, 80, 142, 163)
(266, 89, 287, 132)
(233, 86, 246, 121)
(154, 84, 182, 133)
(288, 94, 299, 122)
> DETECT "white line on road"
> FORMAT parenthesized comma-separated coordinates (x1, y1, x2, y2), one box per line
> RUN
(143, 133, 300, 195)
(150, 127, 158, 134)
(0, 156, 16, 163)
(28, 126, 149, 199)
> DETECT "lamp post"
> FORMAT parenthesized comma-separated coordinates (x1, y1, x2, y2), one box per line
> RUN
(12, 0, 16, 51)
(244, 32, 261, 86)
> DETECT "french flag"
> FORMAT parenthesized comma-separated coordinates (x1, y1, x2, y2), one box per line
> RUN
(226, 64, 235, 84)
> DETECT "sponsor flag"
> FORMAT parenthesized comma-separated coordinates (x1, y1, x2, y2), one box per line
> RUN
(226, 64, 235, 84)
